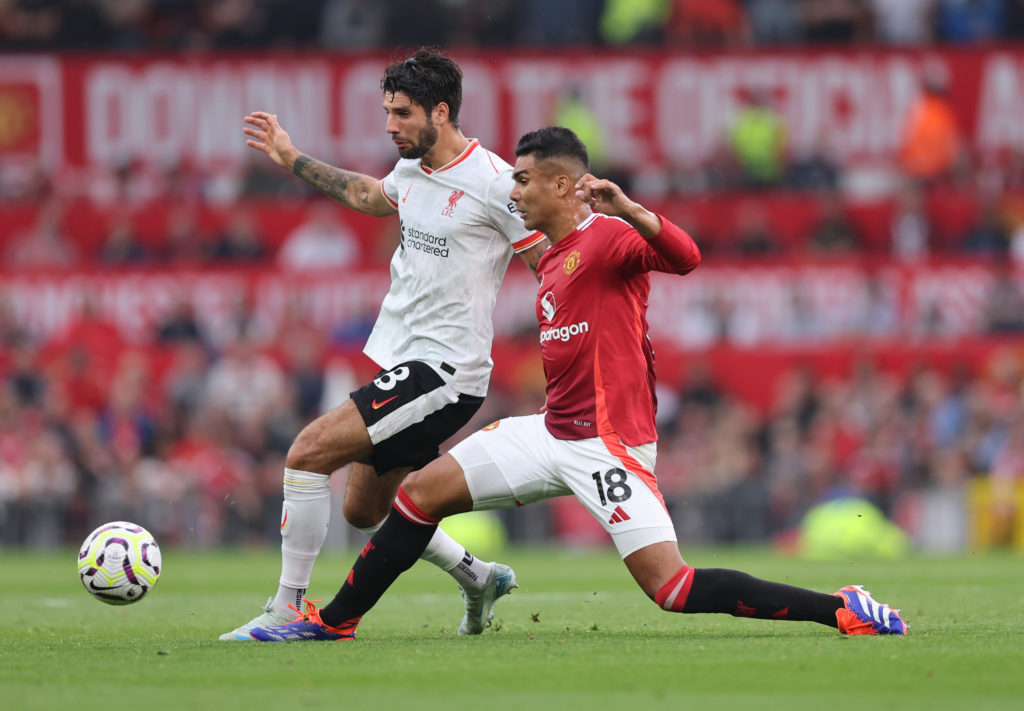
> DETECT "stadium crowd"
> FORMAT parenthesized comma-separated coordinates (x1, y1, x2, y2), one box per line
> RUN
(4, 0, 1024, 51)
(1, 1, 1023, 553)
(0, 274, 1022, 551)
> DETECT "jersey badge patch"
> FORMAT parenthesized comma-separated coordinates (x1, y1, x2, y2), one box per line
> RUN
(442, 189, 465, 217)
(562, 250, 581, 275)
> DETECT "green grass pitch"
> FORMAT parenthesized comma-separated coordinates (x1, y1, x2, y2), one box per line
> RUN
(2, 546, 1022, 710)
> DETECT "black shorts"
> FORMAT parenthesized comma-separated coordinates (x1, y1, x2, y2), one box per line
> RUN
(350, 360, 484, 474)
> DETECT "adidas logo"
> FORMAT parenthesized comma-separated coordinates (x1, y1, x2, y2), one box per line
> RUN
(608, 506, 631, 525)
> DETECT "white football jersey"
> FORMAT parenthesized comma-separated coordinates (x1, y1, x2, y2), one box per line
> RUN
(367, 139, 544, 396)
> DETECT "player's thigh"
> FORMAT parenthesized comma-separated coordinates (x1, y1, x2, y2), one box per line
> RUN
(287, 399, 372, 474)
(450, 414, 571, 510)
(551, 437, 677, 560)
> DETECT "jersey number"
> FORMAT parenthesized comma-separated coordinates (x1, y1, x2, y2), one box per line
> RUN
(374, 366, 411, 391)
(591, 468, 632, 506)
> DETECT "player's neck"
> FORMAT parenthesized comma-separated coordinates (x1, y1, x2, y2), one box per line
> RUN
(421, 129, 470, 171)
(547, 204, 593, 244)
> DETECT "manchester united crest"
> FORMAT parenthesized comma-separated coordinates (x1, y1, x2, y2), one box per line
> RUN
(562, 250, 581, 275)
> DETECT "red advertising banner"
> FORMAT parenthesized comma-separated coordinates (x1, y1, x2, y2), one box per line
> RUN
(2, 48, 1024, 173)
(0, 262, 1016, 348)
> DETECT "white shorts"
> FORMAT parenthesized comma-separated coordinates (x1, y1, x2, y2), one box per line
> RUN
(450, 414, 676, 559)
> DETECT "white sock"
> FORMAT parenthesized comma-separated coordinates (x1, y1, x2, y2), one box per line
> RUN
(360, 516, 492, 591)
(422, 526, 493, 591)
(274, 468, 331, 617)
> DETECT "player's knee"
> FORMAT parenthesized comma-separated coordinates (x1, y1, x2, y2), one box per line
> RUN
(284, 433, 319, 472)
(401, 470, 441, 518)
(341, 499, 385, 530)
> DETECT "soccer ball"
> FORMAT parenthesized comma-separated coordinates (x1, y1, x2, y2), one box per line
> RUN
(77, 521, 162, 605)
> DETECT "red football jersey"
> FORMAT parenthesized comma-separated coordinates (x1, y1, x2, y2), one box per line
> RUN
(536, 212, 701, 446)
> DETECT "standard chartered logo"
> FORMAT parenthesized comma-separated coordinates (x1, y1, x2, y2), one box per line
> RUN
(404, 225, 449, 257)
(539, 321, 590, 343)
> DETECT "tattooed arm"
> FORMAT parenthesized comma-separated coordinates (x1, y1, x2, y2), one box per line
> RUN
(243, 111, 396, 217)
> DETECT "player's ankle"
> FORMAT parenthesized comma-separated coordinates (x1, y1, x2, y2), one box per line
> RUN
(448, 554, 492, 591)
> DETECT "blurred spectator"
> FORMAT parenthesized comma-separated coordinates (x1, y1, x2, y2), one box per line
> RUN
(665, 0, 750, 47)
(898, 65, 965, 186)
(0, 0, 61, 50)
(161, 158, 208, 204)
(516, 0, 602, 46)
(319, 0, 387, 49)
(0, 161, 54, 203)
(156, 295, 209, 348)
(981, 268, 1024, 333)
(48, 296, 125, 384)
(801, 0, 873, 43)
(163, 207, 212, 265)
(599, 0, 669, 44)
(851, 275, 901, 337)
(277, 204, 361, 270)
(787, 135, 840, 191)
(5, 339, 46, 408)
(205, 335, 287, 425)
(729, 90, 788, 189)
(913, 446, 969, 552)
(730, 200, 782, 257)
(889, 184, 932, 260)
(162, 342, 210, 424)
(98, 213, 152, 266)
(867, 0, 936, 45)
(962, 190, 1011, 256)
(4, 198, 79, 268)
(208, 206, 269, 263)
(0, 298, 31, 350)
(200, 0, 269, 49)
(1010, 213, 1024, 264)
(806, 190, 861, 254)
(935, 0, 1005, 43)
(746, 0, 803, 45)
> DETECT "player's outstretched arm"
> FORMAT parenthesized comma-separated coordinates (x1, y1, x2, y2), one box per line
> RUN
(574, 173, 661, 238)
(243, 111, 395, 217)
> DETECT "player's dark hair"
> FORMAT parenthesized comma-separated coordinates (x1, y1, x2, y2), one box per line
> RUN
(515, 127, 590, 172)
(381, 47, 463, 127)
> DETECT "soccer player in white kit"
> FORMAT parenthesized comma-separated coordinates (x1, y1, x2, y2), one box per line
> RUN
(219, 48, 548, 641)
(249, 127, 907, 642)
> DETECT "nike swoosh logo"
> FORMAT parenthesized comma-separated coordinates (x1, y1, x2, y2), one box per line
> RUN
(371, 395, 399, 410)
(88, 581, 124, 591)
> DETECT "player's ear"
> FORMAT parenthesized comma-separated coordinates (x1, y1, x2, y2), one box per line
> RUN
(555, 174, 572, 197)
(434, 101, 450, 125)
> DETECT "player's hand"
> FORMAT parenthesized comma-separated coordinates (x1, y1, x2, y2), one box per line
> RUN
(243, 111, 300, 170)
(575, 172, 662, 237)
(574, 173, 634, 218)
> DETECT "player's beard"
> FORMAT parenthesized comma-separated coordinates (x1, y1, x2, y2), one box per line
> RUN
(397, 117, 439, 160)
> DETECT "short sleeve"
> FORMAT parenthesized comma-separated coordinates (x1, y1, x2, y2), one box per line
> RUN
(486, 170, 545, 253)
(380, 168, 399, 208)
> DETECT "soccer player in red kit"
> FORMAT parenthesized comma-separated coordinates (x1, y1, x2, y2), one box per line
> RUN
(249, 127, 907, 642)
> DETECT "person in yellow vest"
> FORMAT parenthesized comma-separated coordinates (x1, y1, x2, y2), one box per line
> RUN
(729, 89, 787, 188)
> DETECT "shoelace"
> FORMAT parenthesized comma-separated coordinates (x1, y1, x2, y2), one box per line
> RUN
(285, 599, 323, 622)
